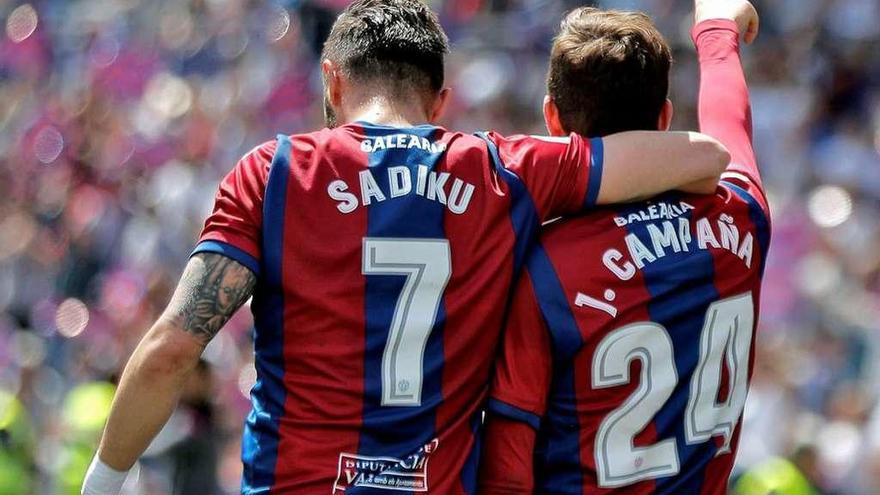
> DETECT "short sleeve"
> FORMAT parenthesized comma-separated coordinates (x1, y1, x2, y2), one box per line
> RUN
(487, 132, 603, 220)
(191, 141, 276, 275)
(488, 271, 554, 430)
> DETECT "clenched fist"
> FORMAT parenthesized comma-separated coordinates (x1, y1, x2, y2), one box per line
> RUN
(694, 0, 760, 43)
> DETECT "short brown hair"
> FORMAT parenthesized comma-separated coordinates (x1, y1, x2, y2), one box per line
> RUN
(321, 0, 449, 97)
(547, 8, 672, 137)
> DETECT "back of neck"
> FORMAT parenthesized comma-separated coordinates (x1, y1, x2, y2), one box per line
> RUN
(346, 95, 431, 128)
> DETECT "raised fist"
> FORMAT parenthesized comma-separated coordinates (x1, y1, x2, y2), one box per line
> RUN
(694, 0, 759, 43)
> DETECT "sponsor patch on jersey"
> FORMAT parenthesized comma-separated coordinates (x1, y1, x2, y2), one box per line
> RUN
(332, 439, 439, 493)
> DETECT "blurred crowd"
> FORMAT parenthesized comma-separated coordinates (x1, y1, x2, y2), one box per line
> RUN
(1, 0, 879, 493)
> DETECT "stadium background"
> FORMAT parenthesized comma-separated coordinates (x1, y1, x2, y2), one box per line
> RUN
(1, 0, 879, 493)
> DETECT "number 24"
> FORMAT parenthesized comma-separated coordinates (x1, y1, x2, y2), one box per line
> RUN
(592, 293, 754, 488)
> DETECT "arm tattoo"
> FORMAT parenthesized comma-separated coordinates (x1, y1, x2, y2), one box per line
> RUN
(165, 253, 257, 345)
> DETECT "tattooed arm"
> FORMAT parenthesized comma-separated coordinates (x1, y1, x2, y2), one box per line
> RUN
(92, 253, 255, 473)
(163, 253, 257, 344)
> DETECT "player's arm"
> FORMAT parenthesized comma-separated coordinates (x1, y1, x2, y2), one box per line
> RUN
(490, 130, 728, 220)
(81, 254, 255, 495)
(479, 419, 539, 495)
(693, 0, 764, 196)
(82, 143, 271, 495)
(479, 272, 553, 494)
(597, 130, 729, 201)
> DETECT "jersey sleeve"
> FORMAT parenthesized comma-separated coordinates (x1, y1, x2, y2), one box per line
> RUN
(481, 271, 552, 493)
(693, 19, 768, 214)
(488, 270, 553, 428)
(191, 140, 276, 276)
(478, 418, 538, 495)
(487, 132, 603, 221)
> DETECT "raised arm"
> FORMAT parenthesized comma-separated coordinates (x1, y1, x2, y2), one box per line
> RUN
(693, 0, 763, 193)
(597, 130, 729, 202)
(82, 253, 255, 495)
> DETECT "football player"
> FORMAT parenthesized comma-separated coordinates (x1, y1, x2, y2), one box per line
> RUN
(479, 1, 767, 493)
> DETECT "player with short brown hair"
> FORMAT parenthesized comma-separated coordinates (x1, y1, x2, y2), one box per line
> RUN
(480, 1, 767, 493)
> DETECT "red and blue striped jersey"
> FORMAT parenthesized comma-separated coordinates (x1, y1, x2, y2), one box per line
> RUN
(192, 122, 604, 494)
(486, 181, 770, 495)
(481, 20, 769, 495)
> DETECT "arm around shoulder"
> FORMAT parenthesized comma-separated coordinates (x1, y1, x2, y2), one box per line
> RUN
(597, 131, 729, 204)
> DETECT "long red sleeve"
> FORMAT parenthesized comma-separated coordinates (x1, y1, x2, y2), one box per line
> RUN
(478, 271, 555, 494)
(477, 418, 537, 494)
(693, 20, 765, 202)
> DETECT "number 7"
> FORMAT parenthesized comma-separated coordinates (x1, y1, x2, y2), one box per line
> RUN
(362, 238, 452, 407)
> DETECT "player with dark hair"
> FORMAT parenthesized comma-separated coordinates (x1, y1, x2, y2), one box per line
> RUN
(479, 1, 767, 493)
(81, 0, 730, 493)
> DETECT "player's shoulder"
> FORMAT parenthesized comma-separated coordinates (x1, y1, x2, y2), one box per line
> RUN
(226, 139, 279, 181)
(286, 127, 336, 153)
(682, 180, 772, 230)
(246, 128, 346, 170)
(241, 139, 278, 163)
(441, 128, 494, 151)
(231, 127, 379, 179)
(718, 175, 770, 214)
(540, 206, 622, 245)
(530, 211, 625, 288)
(483, 131, 573, 145)
(404, 127, 494, 166)
(231, 129, 324, 177)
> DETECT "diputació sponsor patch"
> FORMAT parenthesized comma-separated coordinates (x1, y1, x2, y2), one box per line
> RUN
(332, 439, 439, 492)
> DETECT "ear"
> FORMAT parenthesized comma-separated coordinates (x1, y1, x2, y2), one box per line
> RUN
(322, 59, 343, 108)
(658, 99, 674, 131)
(428, 87, 451, 123)
(543, 95, 567, 136)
